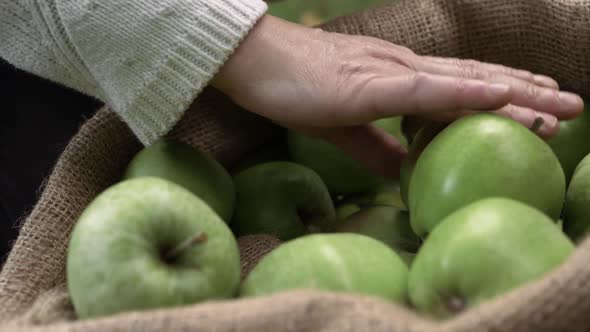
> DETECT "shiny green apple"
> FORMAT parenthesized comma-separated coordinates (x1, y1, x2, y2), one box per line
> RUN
(371, 182, 406, 210)
(67, 178, 240, 319)
(337, 181, 406, 212)
(124, 140, 235, 222)
(409, 198, 574, 319)
(240, 233, 409, 303)
(409, 114, 565, 237)
(548, 103, 590, 184)
(399, 122, 447, 207)
(335, 203, 362, 221)
(563, 153, 590, 241)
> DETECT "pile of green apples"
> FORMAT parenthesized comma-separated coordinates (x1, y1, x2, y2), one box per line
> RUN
(67, 105, 590, 321)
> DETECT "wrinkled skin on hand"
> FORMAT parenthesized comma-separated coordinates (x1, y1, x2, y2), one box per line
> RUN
(212, 15, 584, 179)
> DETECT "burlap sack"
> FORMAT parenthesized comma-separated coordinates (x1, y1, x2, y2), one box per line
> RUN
(238, 235, 283, 281)
(1, 0, 590, 331)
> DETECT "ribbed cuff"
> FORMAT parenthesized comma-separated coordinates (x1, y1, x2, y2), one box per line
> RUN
(123, 0, 268, 145)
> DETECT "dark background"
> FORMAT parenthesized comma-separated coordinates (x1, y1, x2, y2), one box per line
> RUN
(0, 59, 101, 263)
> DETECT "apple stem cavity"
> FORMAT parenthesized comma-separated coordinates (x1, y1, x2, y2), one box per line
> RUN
(164, 232, 208, 263)
(529, 117, 544, 133)
(446, 296, 466, 314)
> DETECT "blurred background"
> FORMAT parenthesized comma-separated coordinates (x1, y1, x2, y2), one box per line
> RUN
(268, 0, 394, 26)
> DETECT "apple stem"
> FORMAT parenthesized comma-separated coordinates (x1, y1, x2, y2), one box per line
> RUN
(164, 232, 208, 262)
(529, 117, 544, 133)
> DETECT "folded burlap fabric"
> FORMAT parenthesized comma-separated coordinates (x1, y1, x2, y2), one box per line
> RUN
(1, 0, 589, 331)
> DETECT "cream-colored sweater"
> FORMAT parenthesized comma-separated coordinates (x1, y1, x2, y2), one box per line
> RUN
(0, 0, 268, 145)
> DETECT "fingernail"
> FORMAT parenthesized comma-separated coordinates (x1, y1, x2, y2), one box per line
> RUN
(558, 91, 584, 110)
(489, 83, 511, 96)
(541, 113, 558, 129)
(537, 112, 558, 136)
(534, 75, 559, 89)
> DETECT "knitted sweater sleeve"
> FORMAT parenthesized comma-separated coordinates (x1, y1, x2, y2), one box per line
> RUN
(0, 0, 268, 145)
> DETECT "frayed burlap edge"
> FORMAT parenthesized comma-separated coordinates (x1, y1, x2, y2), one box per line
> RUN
(2, 0, 590, 331)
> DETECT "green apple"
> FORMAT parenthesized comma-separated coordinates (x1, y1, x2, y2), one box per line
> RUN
(335, 203, 362, 221)
(409, 197, 574, 319)
(409, 114, 565, 237)
(67, 177, 240, 319)
(232, 161, 335, 240)
(338, 181, 406, 211)
(336, 192, 373, 208)
(288, 117, 406, 194)
(548, 103, 590, 184)
(399, 122, 447, 207)
(398, 252, 417, 267)
(124, 140, 235, 222)
(563, 153, 590, 241)
(240, 233, 409, 302)
(332, 206, 421, 255)
(371, 181, 406, 210)
(231, 137, 291, 174)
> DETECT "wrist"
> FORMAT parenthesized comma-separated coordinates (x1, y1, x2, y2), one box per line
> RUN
(211, 15, 275, 96)
(210, 15, 310, 99)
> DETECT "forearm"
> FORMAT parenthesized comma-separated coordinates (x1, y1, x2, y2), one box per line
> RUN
(0, 0, 267, 145)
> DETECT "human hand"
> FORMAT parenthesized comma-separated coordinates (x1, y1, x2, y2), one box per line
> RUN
(212, 15, 584, 179)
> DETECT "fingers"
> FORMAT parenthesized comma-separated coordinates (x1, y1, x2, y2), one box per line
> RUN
(311, 125, 407, 180)
(418, 104, 559, 138)
(417, 61, 556, 94)
(363, 73, 513, 118)
(417, 57, 583, 119)
(492, 104, 559, 139)
(421, 56, 559, 89)
(502, 83, 582, 120)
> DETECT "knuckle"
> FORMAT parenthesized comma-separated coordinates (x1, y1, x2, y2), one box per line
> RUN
(460, 65, 485, 79)
(395, 53, 419, 71)
(463, 59, 480, 68)
(337, 73, 380, 112)
(407, 71, 428, 90)
(448, 58, 463, 67)
(364, 45, 419, 71)
(454, 78, 469, 94)
(514, 68, 534, 80)
(457, 60, 486, 79)
(334, 62, 373, 104)
(549, 89, 561, 102)
(489, 63, 533, 80)
(349, 76, 387, 120)
(500, 65, 532, 79)
(502, 104, 517, 116)
(404, 72, 430, 111)
(524, 83, 540, 99)
(457, 59, 479, 71)
(396, 45, 416, 55)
